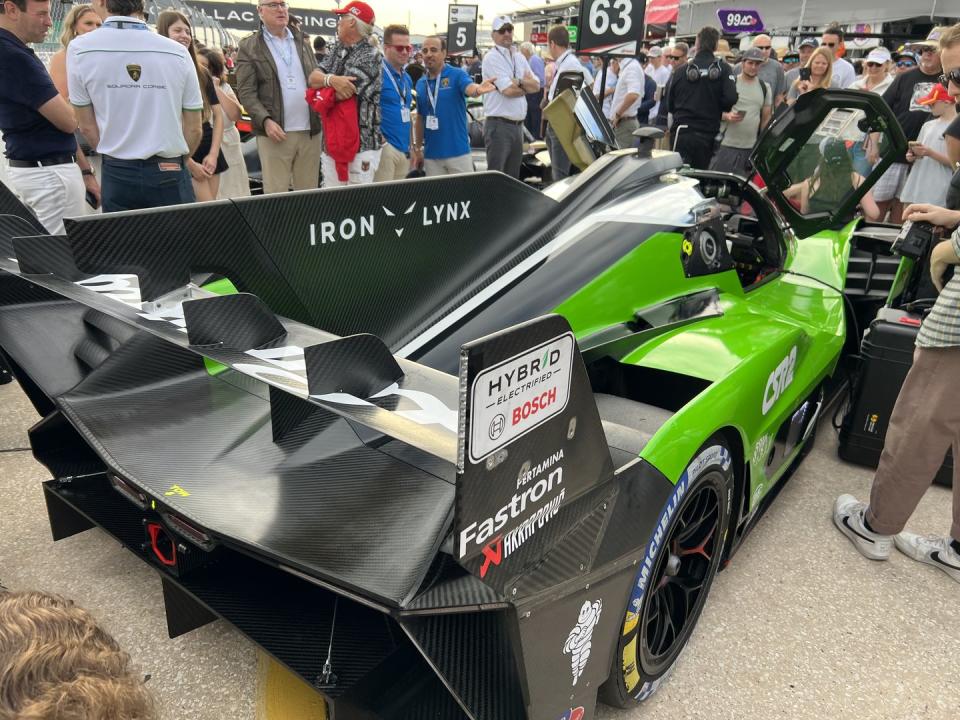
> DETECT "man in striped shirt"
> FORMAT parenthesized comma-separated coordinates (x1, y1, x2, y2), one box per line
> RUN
(833, 25, 960, 584)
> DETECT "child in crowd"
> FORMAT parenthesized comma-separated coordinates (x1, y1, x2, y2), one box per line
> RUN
(899, 83, 958, 208)
(0, 590, 157, 719)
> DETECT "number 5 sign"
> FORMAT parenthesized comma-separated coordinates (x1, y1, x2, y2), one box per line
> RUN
(447, 4, 478, 57)
(576, 0, 644, 55)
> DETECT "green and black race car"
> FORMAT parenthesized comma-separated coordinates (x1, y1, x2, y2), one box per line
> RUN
(0, 88, 905, 719)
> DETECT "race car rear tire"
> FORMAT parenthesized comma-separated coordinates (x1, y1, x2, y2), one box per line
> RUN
(599, 436, 734, 708)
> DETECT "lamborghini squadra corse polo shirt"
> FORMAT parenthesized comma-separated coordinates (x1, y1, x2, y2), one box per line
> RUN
(67, 16, 203, 159)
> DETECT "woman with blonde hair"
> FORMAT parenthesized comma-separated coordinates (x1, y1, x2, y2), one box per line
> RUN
(156, 11, 227, 202)
(47, 5, 102, 205)
(786, 46, 835, 104)
(48, 4, 102, 98)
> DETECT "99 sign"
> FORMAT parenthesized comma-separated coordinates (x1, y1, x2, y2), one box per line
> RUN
(716, 8, 764, 33)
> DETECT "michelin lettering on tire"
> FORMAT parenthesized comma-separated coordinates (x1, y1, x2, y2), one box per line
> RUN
(621, 443, 731, 699)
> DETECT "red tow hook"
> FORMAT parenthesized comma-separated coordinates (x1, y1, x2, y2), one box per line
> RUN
(146, 522, 177, 567)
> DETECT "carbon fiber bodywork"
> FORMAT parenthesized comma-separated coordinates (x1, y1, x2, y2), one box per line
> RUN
(0, 89, 906, 718)
(0, 168, 681, 720)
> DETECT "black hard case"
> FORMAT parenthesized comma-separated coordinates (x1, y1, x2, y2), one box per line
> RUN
(838, 307, 953, 487)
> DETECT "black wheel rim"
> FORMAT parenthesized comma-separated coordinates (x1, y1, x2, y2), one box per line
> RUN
(639, 477, 722, 676)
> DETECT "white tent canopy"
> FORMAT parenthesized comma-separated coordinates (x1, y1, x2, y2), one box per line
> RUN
(675, 0, 958, 35)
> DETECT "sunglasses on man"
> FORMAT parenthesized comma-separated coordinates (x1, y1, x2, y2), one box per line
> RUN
(896, 60, 916, 68)
(753, 45, 771, 51)
(495, 24, 514, 34)
(666, 54, 684, 61)
(821, 41, 837, 48)
(389, 44, 412, 53)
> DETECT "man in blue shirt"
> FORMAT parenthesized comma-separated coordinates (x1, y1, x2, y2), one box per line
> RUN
(0, 0, 97, 233)
(520, 41, 544, 139)
(374, 24, 418, 182)
(414, 35, 494, 176)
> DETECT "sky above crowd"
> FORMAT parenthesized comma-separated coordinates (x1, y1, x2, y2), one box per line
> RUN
(301, 0, 547, 35)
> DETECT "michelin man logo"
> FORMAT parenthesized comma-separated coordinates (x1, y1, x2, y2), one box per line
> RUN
(562, 599, 602, 686)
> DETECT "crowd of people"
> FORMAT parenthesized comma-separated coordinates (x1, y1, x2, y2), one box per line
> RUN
(3, 0, 959, 235)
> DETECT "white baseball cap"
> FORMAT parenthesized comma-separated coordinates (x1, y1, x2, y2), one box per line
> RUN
(866, 47, 891, 64)
(492, 15, 513, 32)
(647, 46, 662, 57)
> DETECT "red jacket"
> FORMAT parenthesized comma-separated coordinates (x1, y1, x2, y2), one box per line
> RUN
(306, 87, 359, 182)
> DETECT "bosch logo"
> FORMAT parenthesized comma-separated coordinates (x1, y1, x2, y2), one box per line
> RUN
(489, 414, 505, 440)
(511, 387, 557, 425)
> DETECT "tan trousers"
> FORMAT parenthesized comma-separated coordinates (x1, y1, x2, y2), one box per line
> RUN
(257, 130, 321, 194)
(424, 154, 474, 176)
(373, 142, 409, 182)
(867, 346, 960, 540)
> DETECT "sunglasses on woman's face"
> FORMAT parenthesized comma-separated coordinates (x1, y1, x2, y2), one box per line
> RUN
(866, 62, 883, 68)
(940, 69, 960, 86)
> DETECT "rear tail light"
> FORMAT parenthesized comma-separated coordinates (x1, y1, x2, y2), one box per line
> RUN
(109, 473, 148, 510)
(162, 512, 217, 552)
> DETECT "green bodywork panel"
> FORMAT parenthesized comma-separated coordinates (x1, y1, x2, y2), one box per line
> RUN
(554, 209, 856, 511)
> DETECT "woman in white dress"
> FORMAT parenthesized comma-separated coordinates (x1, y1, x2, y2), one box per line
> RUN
(198, 48, 251, 200)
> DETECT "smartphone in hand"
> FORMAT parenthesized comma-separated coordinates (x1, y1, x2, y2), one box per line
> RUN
(798, 67, 811, 81)
(85, 190, 100, 210)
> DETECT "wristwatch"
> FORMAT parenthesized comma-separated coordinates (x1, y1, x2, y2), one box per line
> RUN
(81, 168, 95, 177)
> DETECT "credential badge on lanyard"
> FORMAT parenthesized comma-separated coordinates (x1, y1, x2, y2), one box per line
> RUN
(425, 71, 442, 130)
(267, 31, 297, 90)
(383, 60, 410, 123)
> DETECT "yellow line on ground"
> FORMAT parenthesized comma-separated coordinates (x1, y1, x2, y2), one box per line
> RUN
(256, 651, 328, 720)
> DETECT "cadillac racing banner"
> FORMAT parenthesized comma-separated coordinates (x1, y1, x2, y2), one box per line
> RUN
(149, 1, 338, 34)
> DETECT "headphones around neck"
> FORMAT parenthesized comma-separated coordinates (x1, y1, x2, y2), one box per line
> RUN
(685, 58, 723, 83)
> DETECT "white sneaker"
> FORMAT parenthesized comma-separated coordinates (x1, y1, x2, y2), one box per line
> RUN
(833, 495, 892, 560)
(894, 532, 960, 584)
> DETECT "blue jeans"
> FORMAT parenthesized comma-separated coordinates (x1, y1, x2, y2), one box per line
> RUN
(101, 156, 195, 212)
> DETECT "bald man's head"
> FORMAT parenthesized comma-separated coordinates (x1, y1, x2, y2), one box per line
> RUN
(752, 34, 773, 61)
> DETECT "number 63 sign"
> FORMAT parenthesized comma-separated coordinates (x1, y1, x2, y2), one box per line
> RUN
(576, 0, 644, 55)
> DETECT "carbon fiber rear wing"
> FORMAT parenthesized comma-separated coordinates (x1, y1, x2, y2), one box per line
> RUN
(0, 183, 614, 598)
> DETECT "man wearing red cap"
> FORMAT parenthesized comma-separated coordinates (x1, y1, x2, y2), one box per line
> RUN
(309, 1, 382, 185)
(236, 0, 321, 194)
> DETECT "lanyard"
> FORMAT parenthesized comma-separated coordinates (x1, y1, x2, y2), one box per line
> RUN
(496, 45, 517, 79)
(425, 70, 442, 115)
(383, 60, 408, 106)
(264, 29, 293, 69)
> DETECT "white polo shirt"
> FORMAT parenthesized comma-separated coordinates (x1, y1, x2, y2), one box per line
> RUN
(68, 17, 203, 159)
(548, 49, 588, 102)
(611, 58, 645, 118)
(482, 44, 535, 120)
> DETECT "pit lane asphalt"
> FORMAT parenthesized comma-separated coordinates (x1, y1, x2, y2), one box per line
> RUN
(1, 379, 956, 720)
